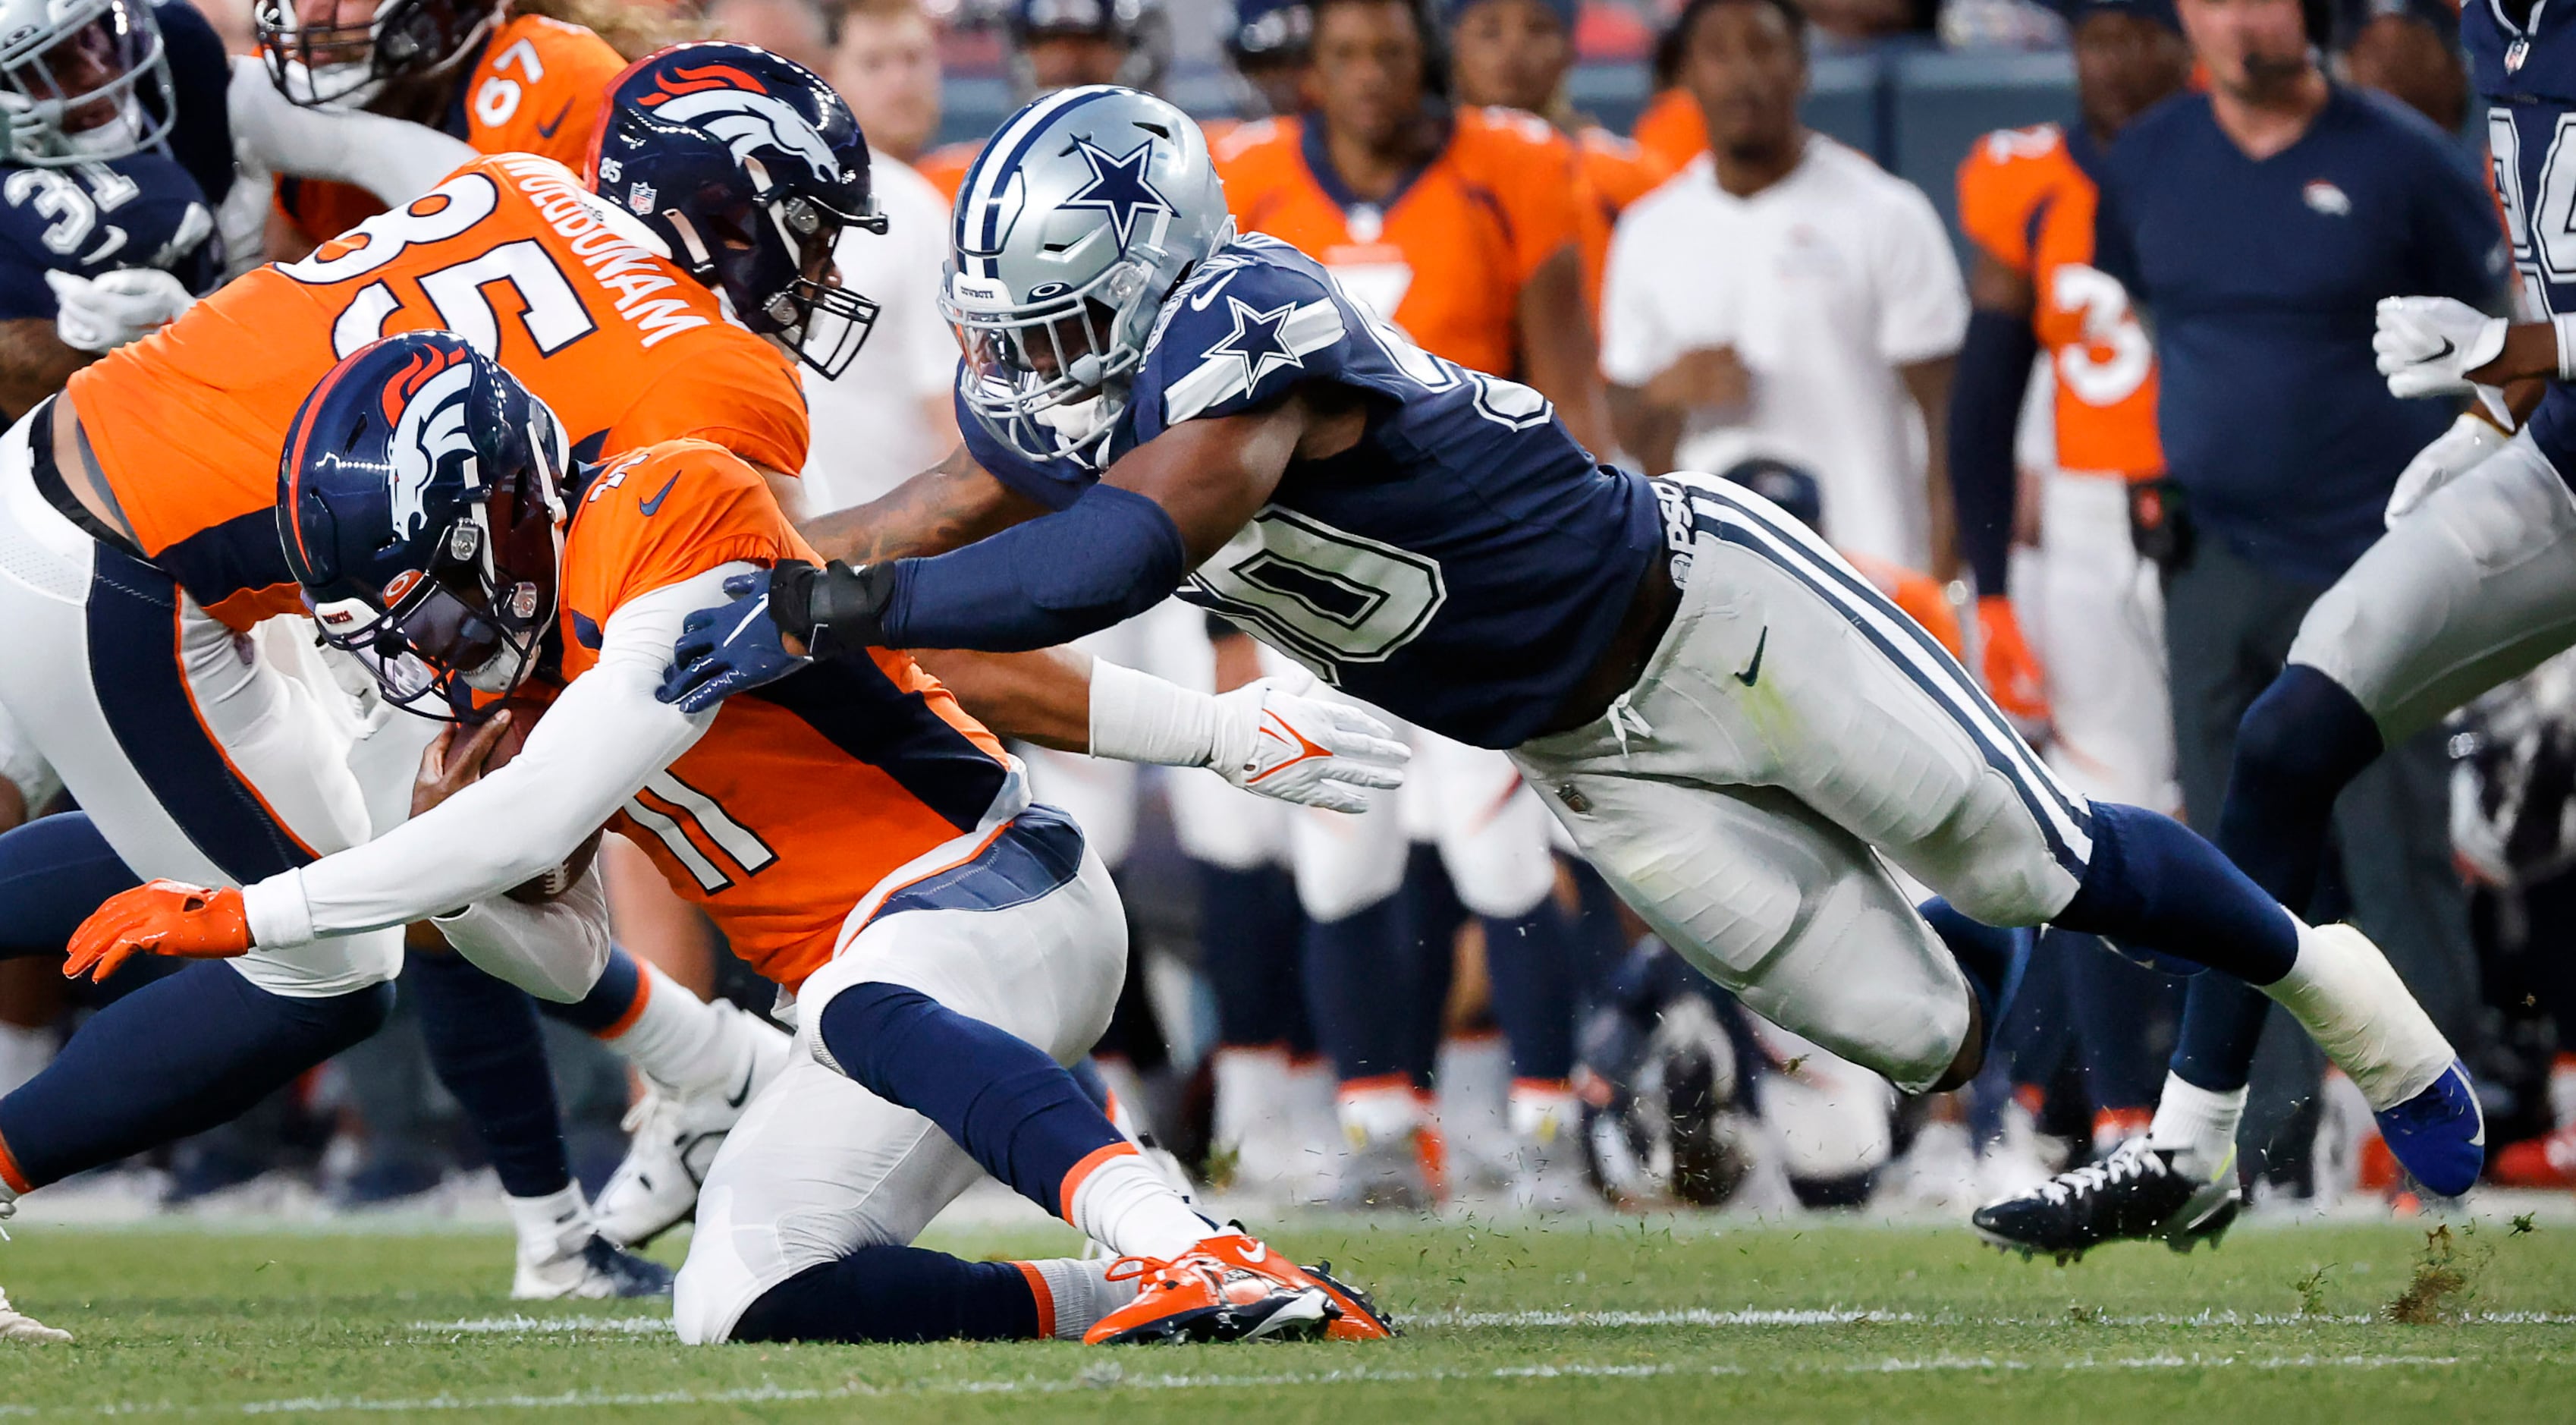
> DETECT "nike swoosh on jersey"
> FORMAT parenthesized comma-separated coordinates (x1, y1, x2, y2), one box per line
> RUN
(534, 100, 573, 140)
(1734, 627, 1768, 687)
(1187, 269, 1240, 312)
(637, 471, 683, 516)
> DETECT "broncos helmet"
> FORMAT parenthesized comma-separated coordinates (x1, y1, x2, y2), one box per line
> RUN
(253, 0, 499, 108)
(0, 0, 177, 165)
(589, 42, 887, 381)
(942, 85, 1231, 463)
(280, 331, 570, 722)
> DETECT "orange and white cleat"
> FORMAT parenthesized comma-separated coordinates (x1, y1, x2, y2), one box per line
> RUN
(1083, 1233, 1400, 1345)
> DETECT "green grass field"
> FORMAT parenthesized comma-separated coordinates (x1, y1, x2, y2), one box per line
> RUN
(2, 1210, 2572, 1423)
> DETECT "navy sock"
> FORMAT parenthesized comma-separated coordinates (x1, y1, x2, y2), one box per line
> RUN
(1403, 850, 1462, 1086)
(536, 945, 645, 1037)
(1919, 896, 2031, 1037)
(728, 1246, 1041, 1344)
(407, 945, 571, 1200)
(0, 813, 141, 960)
(1484, 905, 1575, 1082)
(2052, 802, 2300, 984)
(2062, 932, 2183, 1112)
(1197, 862, 1305, 1049)
(1301, 895, 1418, 1084)
(0, 962, 391, 1187)
(816, 982, 1122, 1215)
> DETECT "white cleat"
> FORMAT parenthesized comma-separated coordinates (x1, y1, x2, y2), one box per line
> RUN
(593, 1003, 790, 1248)
(0, 1287, 71, 1344)
(512, 1233, 674, 1301)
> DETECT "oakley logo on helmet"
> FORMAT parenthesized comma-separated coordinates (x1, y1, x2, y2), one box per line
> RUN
(641, 67, 843, 188)
(383, 353, 483, 542)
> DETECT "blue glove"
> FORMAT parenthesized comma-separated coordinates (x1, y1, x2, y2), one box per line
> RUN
(658, 571, 809, 712)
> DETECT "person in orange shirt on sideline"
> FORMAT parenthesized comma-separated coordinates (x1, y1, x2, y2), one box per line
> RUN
(256, 0, 664, 260)
(918, 0, 1168, 202)
(1948, 0, 2194, 1162)
(1442, 0, 1676, 313)
(1629, 16, 1709, 171)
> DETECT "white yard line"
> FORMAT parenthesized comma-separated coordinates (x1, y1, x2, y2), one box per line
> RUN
(0, 1351, 2508, 1416)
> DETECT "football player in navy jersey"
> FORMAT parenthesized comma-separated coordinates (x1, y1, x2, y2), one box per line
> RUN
(654, 86, 2491, 1238)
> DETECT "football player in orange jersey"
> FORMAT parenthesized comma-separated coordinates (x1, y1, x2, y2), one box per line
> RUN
(0, 46, 864, 1301)
(1948, 0, 2191, 1191)
(1441, 0, 1678, 312)
(253, 0, 655, 260)
(71, 329, 1402, 1346)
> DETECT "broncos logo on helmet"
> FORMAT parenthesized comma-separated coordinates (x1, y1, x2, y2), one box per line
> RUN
(382, 344, 484, 542)
(591, 43, 887, 379)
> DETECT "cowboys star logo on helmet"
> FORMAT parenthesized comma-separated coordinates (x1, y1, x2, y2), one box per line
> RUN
(1061, 134, 1173, 249)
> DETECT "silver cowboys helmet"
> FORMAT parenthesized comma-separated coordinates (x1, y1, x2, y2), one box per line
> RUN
(941, 84, 1233, 462)
(0, 0, 175, 165)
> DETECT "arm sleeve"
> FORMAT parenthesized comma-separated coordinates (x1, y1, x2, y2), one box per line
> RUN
(1949, 307, 2041, 596)
(429, 858, 610, 1003)
(1874, 182, 1971, 365)
(881, 484, 1188, 652)
(239, 567, 749, 947)
(225, 57, 476, 207)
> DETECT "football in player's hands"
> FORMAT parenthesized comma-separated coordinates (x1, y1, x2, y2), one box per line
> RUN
(507, 827, 603, 904)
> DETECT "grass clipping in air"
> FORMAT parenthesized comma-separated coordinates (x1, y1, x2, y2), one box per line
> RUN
(2385, 1222, 2488, 1323)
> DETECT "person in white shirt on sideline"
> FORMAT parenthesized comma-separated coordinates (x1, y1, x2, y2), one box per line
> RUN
(1599, 0, 1969, 576)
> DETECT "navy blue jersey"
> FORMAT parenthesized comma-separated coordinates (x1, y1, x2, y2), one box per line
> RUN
(152, 0, 235, 209)
(0, 153, 218, 322)
(2093, 87, 2504, 583)
(2463, 0, 2576, 473)
(958, 233, 1660, 747)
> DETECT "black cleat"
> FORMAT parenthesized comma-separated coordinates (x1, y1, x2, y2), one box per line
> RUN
(1971, 1140, 2241, 1264)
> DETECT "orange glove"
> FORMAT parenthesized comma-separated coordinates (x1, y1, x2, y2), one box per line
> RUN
(62, 880, 252, 983)
(1977, 595, 2052, 731)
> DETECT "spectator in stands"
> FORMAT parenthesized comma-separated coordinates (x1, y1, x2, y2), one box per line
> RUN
(702, 0, 834, 73)
(803, 0, 966, 512)
(2082, 0, 2497, 1181)
(1224, 0, 1315, 117)
(1601, 0, 1967, 574)
(837, 0, 947, 164)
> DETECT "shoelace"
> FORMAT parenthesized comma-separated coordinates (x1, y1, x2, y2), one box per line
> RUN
(618, 1087, 678, 1139)
(1607, 693, 1655, 762)
(2032, 1146, 2166, 1206)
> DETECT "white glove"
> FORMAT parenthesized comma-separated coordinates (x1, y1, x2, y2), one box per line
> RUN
(1207, 677, 1410, 813)
(2385, 412, 2508, 527)
(2374, 295, 2508, 400)
(46, 267, 195, 353)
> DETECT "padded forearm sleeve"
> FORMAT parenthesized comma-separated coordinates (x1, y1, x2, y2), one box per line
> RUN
(883, 485, 1189, 652)
(1949, 307, 2040, 597)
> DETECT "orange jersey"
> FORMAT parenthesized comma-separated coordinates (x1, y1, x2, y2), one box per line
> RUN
(67, 153, 807, 631)
(917, 139, 981, 204)
(1572, 124, 1676, 315)
(276, 14, 628, 248)
(1956, 124, 2162, 480)
(1630, 87, 1707, 174)
(560, 439, 1012, 991)
(1215, 108, 1582, 378)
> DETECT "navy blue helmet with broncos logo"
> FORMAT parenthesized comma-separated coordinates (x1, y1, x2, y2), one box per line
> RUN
(588, 42, 888, 379)
(280, 331, 570, 722)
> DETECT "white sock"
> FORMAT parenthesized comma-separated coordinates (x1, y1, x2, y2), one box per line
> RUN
(2263, 922, 2452, 1109)
(1065, 1147, 1217, 1261)
(598, 964, 743, 1097)
(1436, 1036, 1510, 1153)
(0, 1024, 52, 1098)
(2145, 1072, 2245, 1178)
(504, 1182, 591, 1259)
(1337, 1081, 1424, 1147)
(1016, 1255, 1140, 1340)
(1212, 1046, 1289, 1150)
(1509, 1081, 1578, 1146)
